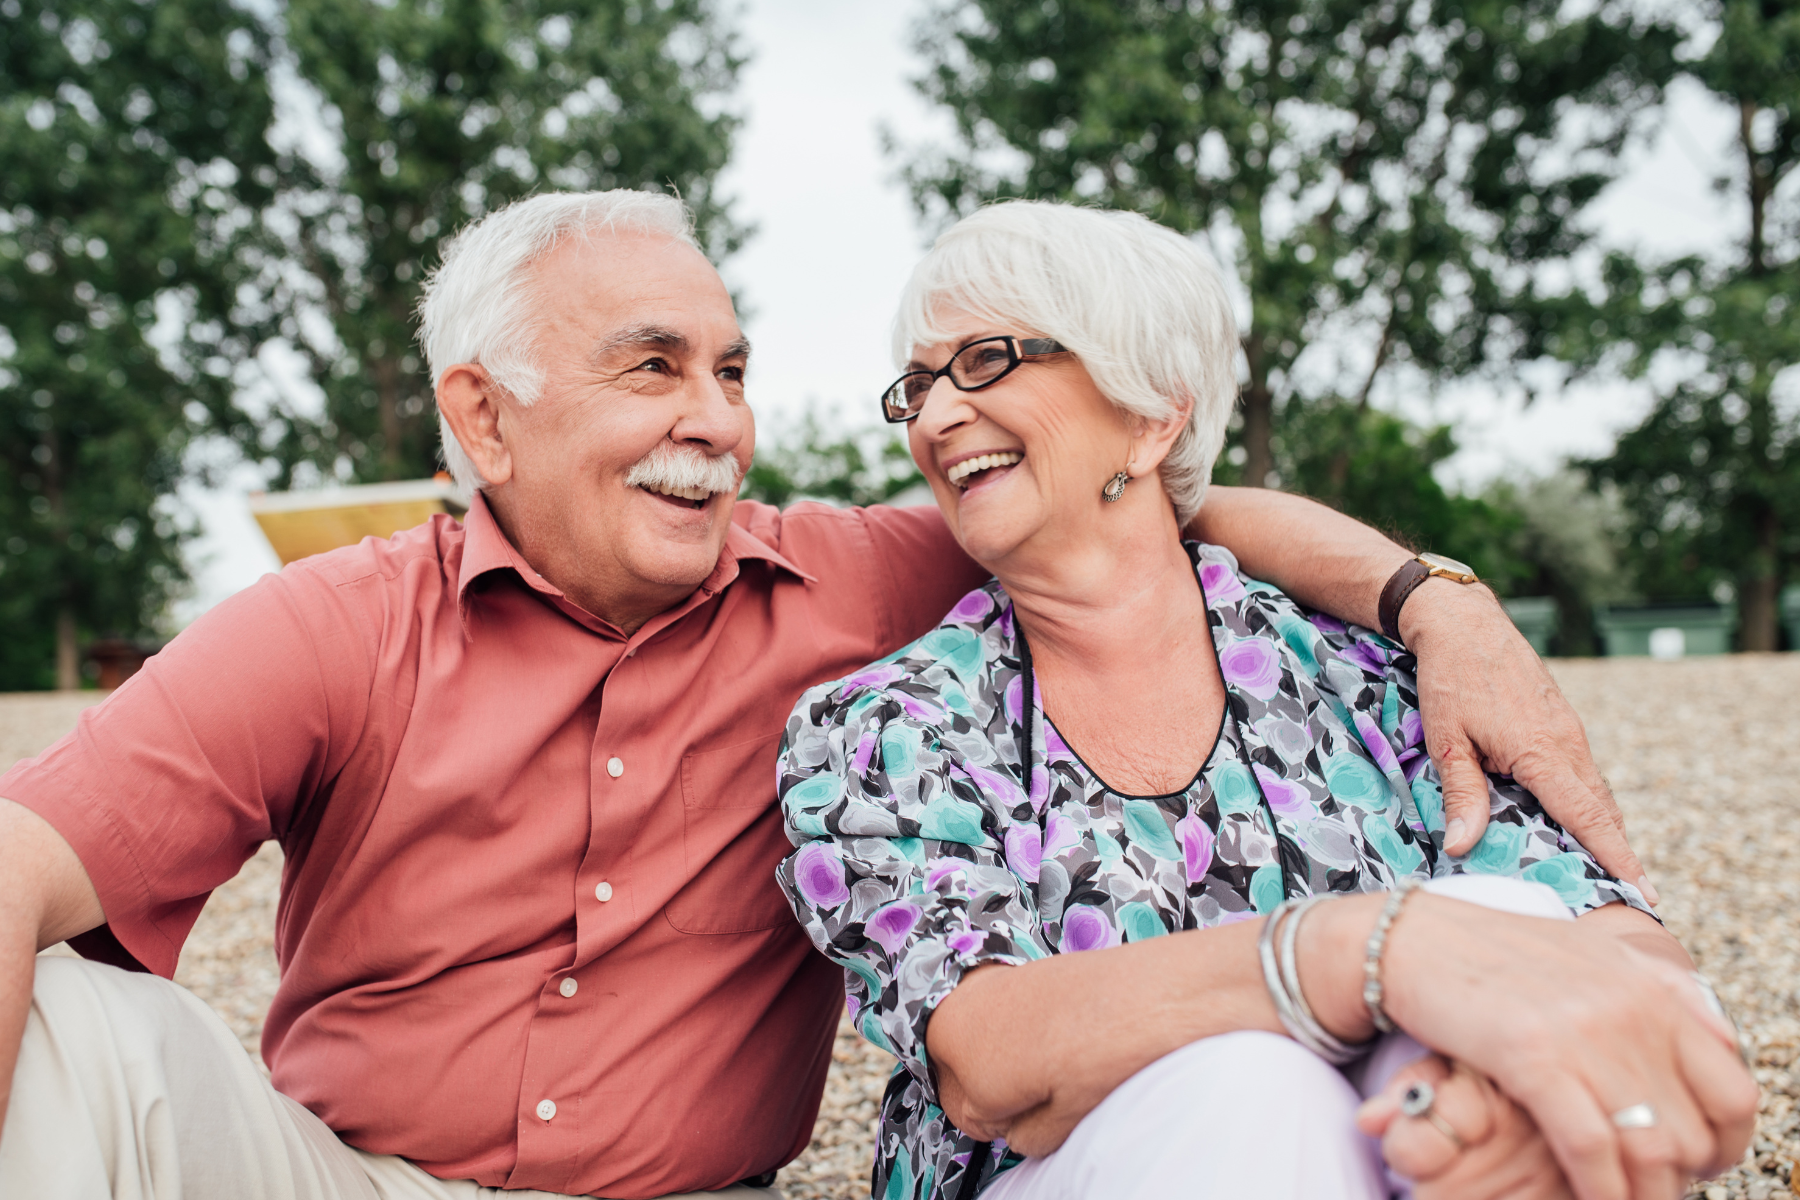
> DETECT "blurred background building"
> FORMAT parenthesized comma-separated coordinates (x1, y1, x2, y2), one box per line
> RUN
(2, 0, 1795, 689)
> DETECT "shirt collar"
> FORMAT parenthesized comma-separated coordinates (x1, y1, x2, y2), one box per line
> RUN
(455, 492, 815, 632)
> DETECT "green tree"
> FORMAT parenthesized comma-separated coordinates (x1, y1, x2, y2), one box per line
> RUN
(1583, 0, 1800, 650)
(0, 0, 277, 689)
(741, 408, 925, 509)
(246, 0, 746, 486)
(895, 0, 1677, 492)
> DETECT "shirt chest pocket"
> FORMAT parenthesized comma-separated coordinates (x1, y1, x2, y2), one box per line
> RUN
(664, 731, 798, 935)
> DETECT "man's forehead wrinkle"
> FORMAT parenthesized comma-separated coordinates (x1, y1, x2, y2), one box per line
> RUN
(590, 323, 691, 362)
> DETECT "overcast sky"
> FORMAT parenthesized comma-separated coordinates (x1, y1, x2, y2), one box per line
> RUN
(174, 0, 1748, 621)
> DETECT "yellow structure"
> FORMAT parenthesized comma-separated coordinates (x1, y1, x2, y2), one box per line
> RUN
(249, 476, 468, 565)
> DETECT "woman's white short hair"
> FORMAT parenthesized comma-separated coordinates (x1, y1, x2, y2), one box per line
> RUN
(418, 189, 699, 490)
(893, 201, 1239, 524)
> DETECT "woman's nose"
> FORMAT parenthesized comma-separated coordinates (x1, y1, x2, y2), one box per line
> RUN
(913, 375, 974, 441)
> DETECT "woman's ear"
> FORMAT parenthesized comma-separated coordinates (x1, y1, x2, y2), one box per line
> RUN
(1127, 396, 1193, 477)
(436, 364, 514, 488)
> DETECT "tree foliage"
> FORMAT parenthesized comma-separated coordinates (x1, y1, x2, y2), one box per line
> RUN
(1583, 0, 1800, 650)
(241, 0, 746, 487)
(741, 410, 925, 509)
(896, 0, 1678, 492)
(0, 0, 277, 688)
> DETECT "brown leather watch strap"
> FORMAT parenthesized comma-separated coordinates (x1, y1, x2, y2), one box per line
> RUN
(1378, 558, 1433, 645)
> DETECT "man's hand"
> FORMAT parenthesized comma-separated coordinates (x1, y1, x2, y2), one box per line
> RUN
(1399, 580, 1656, 903)
(1359, 1053, 1576, 1200)
(1188, 485, 1652, 900)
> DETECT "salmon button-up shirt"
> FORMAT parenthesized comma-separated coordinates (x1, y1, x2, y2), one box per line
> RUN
(0, 493, 984, 1198)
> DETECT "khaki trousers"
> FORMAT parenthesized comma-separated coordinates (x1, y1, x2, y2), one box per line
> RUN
(1, 957, 783, 1200)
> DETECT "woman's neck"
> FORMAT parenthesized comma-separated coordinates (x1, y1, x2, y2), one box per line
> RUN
(997, 505, 1210, 683)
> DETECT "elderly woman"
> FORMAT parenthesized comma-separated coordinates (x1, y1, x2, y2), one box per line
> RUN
(774, 202, 1755, 1200)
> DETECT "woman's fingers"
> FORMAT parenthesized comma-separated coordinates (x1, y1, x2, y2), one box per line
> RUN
(1379, 1057, 1500, 1184)
(1675, 1016, 1761, 1176)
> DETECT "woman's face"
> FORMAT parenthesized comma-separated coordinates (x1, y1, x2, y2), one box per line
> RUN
(906, 316, 1139, 570)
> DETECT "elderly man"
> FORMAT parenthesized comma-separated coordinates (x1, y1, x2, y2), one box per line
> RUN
(0, 190, 1648, 1199)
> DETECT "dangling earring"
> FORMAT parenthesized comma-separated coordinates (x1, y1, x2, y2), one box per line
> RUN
(1102, 469, 1129, 503)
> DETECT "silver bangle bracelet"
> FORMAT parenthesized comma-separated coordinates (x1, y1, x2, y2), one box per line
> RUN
(1363, 876, 1425, 1034)
(1257, 896, 1367, 1065)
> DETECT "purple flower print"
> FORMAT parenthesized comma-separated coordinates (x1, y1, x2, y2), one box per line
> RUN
(925, 858, 969, 891)
(852, 729, 879, 776)
(1200, 561, 1247, 607)
(1253, 763, 1312, 817)
(1354, 712, 1401, 775)
(1339, 640, 1390, 677)
(1005, 824, 1043, 883)
(1059, 904, 1113, 953)
(1218, 636, 1282, 700)
(1004, 675, 1023, 725)
(949, 590, 994, 623)
(962, 762, 1026, 809)
(842, 662, 905, 691)
(947, 925, 985, 955)
(865, 901, 922, 956)
(1308, 612, 1348, 635)
(1043, 812, 1081, 859)
(793, 842, 851, 908)
(1176, 813, 1215, 880)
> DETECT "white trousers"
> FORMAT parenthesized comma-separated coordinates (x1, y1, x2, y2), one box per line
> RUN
(0, 956, 781, 1200)
(983, 874, 1574, 1200)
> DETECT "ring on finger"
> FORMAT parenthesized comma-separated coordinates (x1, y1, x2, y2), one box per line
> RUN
(1400, 1080, 1467, 1151)
(1609, 1102, 1658, 1130)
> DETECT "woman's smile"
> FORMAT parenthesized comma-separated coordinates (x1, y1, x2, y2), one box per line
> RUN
(941, 448, 1026, 494)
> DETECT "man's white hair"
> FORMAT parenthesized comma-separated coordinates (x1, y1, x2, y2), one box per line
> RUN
(892, 201, 1239, 525)
(417, 189, 700, 491)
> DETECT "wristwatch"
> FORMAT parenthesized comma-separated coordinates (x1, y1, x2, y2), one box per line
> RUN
(1378, 552, 1481, 644)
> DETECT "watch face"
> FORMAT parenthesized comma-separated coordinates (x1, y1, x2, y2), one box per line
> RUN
(1418, 552, 1477, 581)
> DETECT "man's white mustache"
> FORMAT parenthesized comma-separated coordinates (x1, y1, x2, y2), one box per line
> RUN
(623, 442, 743, 496)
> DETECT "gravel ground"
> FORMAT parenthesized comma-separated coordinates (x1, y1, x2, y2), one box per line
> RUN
(8, 655, 1799, 1199)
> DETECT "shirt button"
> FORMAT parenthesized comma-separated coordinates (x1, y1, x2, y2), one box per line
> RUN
(536, 1099, 557, 1121)
(594, 881, 614, 902)
(606, 756, 624, 777)
(559, 977, 578, 998)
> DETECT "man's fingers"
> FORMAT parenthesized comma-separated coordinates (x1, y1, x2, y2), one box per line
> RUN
(1509, 758, 1655, 903)
(1433, 735, 1491, 857)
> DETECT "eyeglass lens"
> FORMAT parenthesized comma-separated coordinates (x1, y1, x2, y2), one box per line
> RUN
(883, 338, 1021, 419)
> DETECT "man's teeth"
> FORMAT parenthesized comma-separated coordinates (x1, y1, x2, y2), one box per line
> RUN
(945, 451, 1023, 488)
(644, 483, 712, 502)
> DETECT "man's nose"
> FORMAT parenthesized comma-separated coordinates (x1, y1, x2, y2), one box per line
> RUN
(670, 369, 746, 456)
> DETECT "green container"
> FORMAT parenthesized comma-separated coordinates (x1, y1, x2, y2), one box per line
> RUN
(1502, 596, 1559, 656)
(1593, 603, 1736, 658)
(1781, 585, 1800, 651)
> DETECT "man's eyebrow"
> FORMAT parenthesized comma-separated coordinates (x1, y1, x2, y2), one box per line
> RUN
(591, 324, 690, 360)
(721, 336, 751, 360)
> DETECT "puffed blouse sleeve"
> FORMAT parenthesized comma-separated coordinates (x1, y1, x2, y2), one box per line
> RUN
(776, 680, 1049, 1100)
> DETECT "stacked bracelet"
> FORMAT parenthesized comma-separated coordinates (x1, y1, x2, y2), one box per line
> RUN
(1362, 876, 1424, 1034)
(1257, 896, 1367, 1065)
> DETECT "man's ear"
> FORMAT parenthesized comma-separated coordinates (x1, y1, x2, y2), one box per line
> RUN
(1127, 396, 1193, 478)
(436, 364, 514, 488)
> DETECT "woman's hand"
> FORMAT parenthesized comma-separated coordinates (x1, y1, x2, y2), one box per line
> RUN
(1312, 896, 1759, 1200)
(1359, 1053, 1574, 1200)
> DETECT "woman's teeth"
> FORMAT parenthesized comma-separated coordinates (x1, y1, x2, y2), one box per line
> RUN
(945, 451, 1023, 488)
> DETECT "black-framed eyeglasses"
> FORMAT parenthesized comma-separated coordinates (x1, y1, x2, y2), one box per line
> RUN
(880, 335, 1067, 423)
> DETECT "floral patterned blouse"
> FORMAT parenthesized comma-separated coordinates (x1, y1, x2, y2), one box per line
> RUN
(775, 543, 1649, 1200)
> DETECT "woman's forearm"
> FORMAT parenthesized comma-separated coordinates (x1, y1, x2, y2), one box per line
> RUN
(927, 894, 1389, 1153)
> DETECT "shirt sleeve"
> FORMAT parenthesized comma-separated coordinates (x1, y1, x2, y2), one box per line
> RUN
(0, 567, 376, 976)
(856, 505, 992, 648)
(1305, 614, 1654, 919)
(775, 681, 1047, 1099)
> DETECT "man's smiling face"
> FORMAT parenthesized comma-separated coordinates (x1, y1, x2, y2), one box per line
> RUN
(476, 231, 755, 630)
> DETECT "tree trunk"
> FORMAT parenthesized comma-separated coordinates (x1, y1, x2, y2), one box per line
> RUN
(1241, 335, 1274, 488)
(55, 608, 80, 691)
(1739, 508, 1782, 652)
